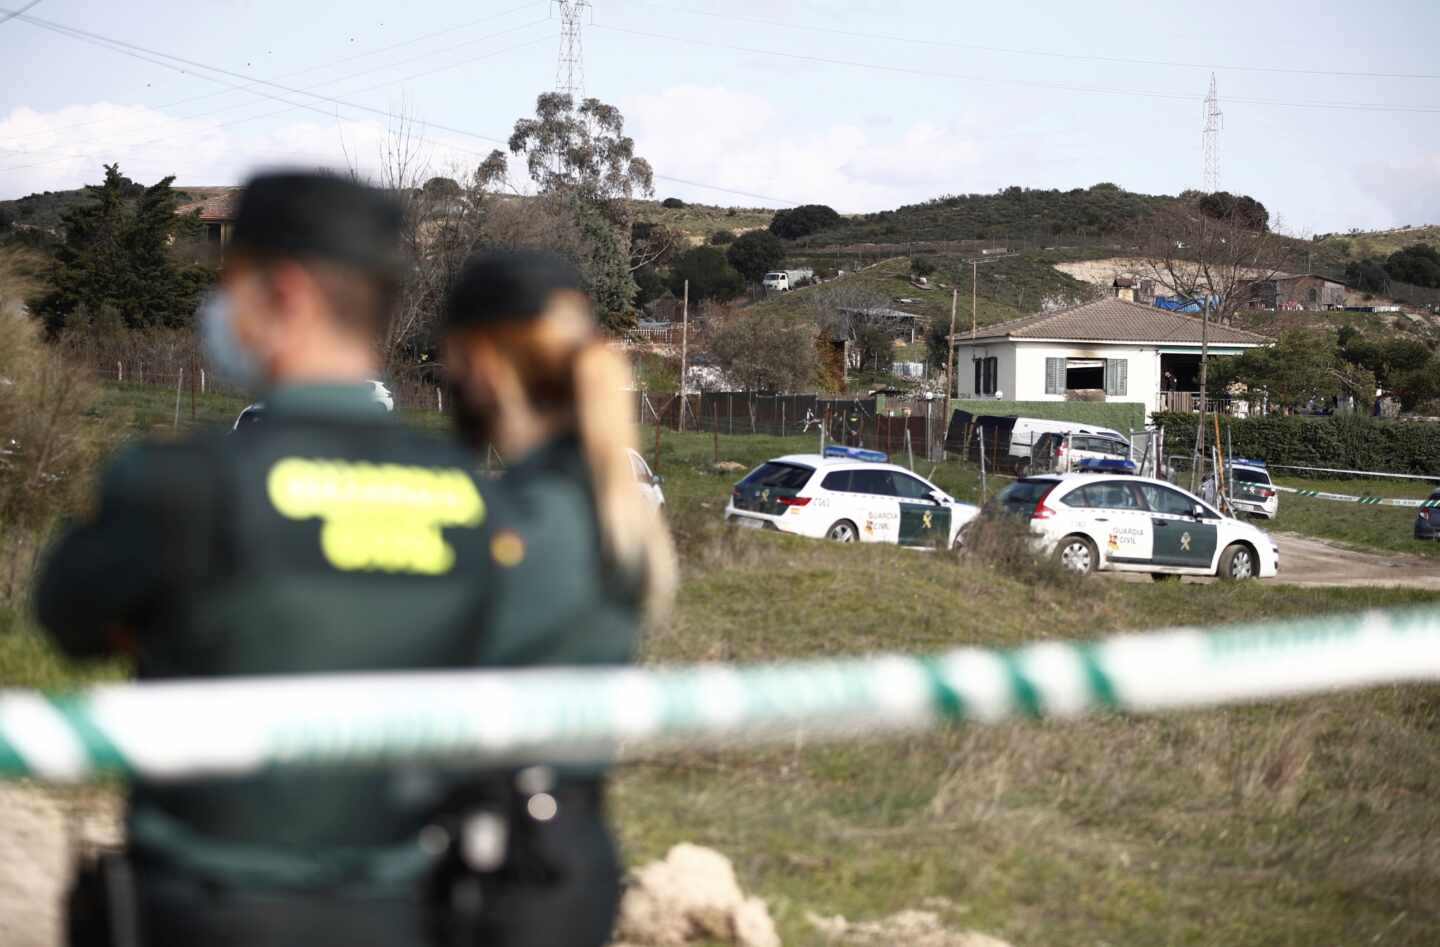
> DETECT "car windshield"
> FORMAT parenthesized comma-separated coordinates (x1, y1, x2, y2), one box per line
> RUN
(1230, 467, 1271, 484)
(994, 479, 1054, 515)
(741, 462, 813, 490)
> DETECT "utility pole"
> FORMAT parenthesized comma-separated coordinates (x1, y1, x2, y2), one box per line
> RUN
(553, 1, 590, 98)
(942, 286, 958, 459)
(1202, 73, 1223, 194)
(1192, 294, 1210, 493)
(678, 279, 689, 432)
(971, 260, 978, 339)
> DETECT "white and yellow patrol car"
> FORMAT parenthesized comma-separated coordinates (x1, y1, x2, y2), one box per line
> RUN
(725, 446, 980, 548)
(993, 473, 1280, 580)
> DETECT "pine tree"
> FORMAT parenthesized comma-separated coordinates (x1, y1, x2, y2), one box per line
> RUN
(37, 165, 209, 333)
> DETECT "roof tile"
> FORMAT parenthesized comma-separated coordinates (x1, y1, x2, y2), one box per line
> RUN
(954, 297, 1270, 345)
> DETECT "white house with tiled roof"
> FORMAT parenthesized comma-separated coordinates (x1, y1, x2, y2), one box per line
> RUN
(951, 294, 1271, 416)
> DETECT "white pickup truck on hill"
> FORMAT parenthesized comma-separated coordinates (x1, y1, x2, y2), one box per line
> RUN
(762, 269, 814, 292)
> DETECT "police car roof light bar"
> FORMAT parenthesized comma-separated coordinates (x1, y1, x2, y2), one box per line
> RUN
(1230, 458, 1267, 468)
(823, 445, 889, 463)
(1077, 458, 1137, 474)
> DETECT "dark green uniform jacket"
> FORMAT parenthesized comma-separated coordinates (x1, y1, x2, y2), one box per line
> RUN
(482, 435, 643, 674)
(36, 384, 507, 892)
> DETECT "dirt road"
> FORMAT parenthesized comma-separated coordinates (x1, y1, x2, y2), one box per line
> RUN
(1109, 532, 1440, 589)
(1270, 532, 1440, 590)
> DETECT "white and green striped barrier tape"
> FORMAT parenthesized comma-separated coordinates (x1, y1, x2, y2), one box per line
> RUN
(1273, 485, 1440, 508)
(3, 606, 1440, 783)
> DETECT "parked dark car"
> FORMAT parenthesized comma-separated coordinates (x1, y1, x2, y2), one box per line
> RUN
(1416, 488, 1440, 541)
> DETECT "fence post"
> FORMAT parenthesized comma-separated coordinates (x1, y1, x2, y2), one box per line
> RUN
(200, 368, 206, 394)
(713, 403, 720, 465)
(117, 361, 123, 383)
(905, 427, 914, 471)
(781, 402, 786, 438)
(653, 404, 663, 472)
(436, 386, 444, 413)
(173, 368, 184, 431)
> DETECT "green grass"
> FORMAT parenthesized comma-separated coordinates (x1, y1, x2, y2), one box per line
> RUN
(1270, 475, 1440, 558)
(747, 256, 1028, 331)
(8, 396, 1440, 945)
(630, 199, 774, 244)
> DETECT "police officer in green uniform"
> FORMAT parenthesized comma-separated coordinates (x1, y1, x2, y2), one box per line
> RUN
(440, 250, 676, 947)
(36, 172, 507, 947)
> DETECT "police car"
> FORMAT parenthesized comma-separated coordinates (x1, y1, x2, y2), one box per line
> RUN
(1224, 458, 1279, 519)
(232, 380, 394, 430)
(725, 446, 980, 548)
(993, 473, 1280, 580)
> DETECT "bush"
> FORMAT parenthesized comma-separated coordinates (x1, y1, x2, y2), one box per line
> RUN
(910, 256, 937, 278)
(725, 230, 785, 284)
(951, 400, 1147, 437)
(0, 279, 110, 610)
(769, 204, 841, 240)
(961, 513, 1078, 587)
(708, 229, 736, 245)
(661, 197, 686, 209)
(1151, 411, 1440, 476)
(667, 246, 744, 303)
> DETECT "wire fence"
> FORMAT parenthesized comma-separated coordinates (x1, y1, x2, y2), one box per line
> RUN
(633, 391, 948, 459)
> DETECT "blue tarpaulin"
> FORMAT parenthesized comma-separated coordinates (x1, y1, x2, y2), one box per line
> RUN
(1153, 295, 1220, 313)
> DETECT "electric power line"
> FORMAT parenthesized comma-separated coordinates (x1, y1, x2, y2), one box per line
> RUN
(0, 16, 552, 156)
(0, 0, 549, 147)
(590, 21, 1440, 115)
(2, 9, 801, 205)
(631, 1, 1440, 83)
(0, 28, 555, 176)
(0, 0, 41, 27)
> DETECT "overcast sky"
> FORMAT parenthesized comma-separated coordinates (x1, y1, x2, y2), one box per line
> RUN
(2, 0, 1437, 234)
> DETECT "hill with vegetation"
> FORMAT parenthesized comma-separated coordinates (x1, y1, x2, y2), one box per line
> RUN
(629, 198, 773, 246)
(797, 183, 1177, 249)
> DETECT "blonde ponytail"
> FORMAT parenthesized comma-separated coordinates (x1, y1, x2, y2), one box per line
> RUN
(573, 342, 677, 622)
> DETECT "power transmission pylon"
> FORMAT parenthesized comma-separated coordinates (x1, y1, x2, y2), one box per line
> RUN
(1202, 73, 1222, 194)
(554, 0, 590, 98)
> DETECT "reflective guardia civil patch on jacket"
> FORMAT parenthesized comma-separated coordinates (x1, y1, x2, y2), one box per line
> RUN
(267, 458, 485, 574)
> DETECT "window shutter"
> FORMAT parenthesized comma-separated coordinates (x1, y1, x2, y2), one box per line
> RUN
(1104, 358, 1128, 396)
(1045, 357, 1063, 395)
(973, 360, 982, 395)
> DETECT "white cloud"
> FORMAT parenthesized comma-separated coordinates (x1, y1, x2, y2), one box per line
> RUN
(1354, 152, 1440, 232)
(622, 85, 989, 210)
(0, 102, 494, 197)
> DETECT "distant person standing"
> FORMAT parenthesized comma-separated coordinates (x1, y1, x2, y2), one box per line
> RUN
(37, 172, 508, 947)
(440, 250, 676, 946)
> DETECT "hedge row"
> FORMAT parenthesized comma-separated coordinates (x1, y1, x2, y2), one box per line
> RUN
(952, 400, 1147, 437)
(1152, 412, 1440, 476)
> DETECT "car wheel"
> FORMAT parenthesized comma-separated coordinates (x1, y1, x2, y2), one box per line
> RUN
(1150, 572, 1181, 582)
(826, 520, 860, 543)
(1055, 535, 1096, 575)
(1218, 543, 1257, 581)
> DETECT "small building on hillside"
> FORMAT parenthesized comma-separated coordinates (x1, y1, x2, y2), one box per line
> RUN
(1244, 274, 1346, 310)
(175, 187, 241, 256)
(950, 292, 1270, 416)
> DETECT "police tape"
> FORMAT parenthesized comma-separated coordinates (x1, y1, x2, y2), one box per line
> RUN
(1264, 463, 1439, 482)
(1270, 485, 1440, 508)
(4, 607, 1440, 783)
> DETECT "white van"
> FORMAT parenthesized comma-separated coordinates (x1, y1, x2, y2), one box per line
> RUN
(1006, 418, 1127, 472)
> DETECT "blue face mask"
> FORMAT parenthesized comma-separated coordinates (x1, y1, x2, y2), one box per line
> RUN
(199, 291, 263, 390)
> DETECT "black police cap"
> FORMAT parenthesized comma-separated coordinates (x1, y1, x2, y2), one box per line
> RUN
(443, 249, 586, 333)
(230, 171, 404, 280)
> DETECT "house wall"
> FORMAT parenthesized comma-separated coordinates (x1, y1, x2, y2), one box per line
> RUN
(952, 343, 1019, 400)
(953, 340, 1262, 416)
(1014, 342, 1163, 414)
